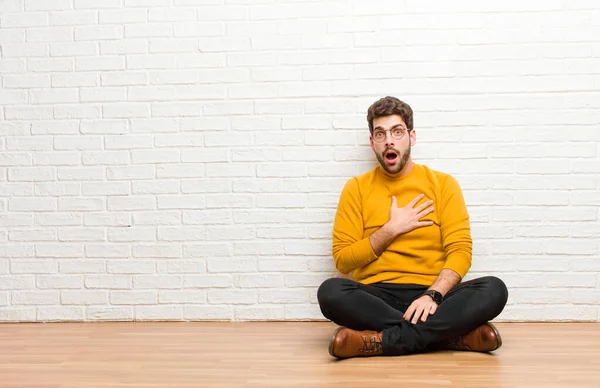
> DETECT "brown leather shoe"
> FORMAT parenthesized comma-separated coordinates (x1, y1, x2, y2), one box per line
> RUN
(328, 327, 383, 359)
(440, 322, 502, 352)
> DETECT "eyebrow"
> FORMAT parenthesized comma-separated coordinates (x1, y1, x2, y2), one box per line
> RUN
(373, 123, 406, 131)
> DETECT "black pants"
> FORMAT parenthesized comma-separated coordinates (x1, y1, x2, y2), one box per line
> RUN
(317, 276, 508, 356)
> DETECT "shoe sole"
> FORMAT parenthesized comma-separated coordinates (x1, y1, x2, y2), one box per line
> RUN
(486, 322, 502, 351)
(328, 327, 345, 358)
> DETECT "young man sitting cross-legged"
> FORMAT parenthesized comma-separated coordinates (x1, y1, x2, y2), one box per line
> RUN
(317, 96, 509, 359)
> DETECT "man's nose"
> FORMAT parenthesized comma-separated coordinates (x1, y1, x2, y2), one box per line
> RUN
(385, 131, 394, 146)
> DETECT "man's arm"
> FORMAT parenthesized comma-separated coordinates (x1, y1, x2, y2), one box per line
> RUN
(404, 174, 472, 324)
(427, 268, 462, 297)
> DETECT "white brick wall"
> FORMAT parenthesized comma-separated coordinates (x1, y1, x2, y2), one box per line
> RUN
(0, 0, 599, 322)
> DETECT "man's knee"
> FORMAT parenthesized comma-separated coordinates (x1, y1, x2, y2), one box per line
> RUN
(317, 277, 346, 308)
(481, 276, 509, 310)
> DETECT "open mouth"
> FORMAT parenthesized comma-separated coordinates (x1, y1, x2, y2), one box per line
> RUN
(384, 150, 398, 163)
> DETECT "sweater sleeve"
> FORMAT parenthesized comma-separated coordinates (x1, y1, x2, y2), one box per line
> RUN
(440, 175, 472, 278)
(331, 177, 378, 274)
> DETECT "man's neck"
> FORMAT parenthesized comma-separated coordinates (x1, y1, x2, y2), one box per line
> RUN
(379, 159, 415, 179)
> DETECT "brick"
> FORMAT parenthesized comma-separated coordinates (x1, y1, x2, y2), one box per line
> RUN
(37, 307, 85, 321)
(37, 275, 83, 289)
(133, 244, 181, 258)
(128, 54, 176, 69)
(184, 274, 232, 288)
(184, 305, 232, 320)
(57, 167, 104, 181)
(154, 133, 204, 146)
(181, 149, 228, 163)
(158, 227, 205, 242)
(107, 260, 156, 274)
(58, 227, 104, 242)
(103, 103, 150, 118)
(82, 151, 130, 166)
(54, 104, 102, 120)
(135, 305, 183, 320)
(59, 259, 105, 274)
(31, 121, 79, 135)
(198, 37, 250, 52)
(2, 43, 48, 58)
(131, 149, 179, 164)
(232, 179, 282, 193)
(50, 10, 97, 26)
(206, 258, 257, 273)
(133, 212, 181, 226)
(159, 290, 206, 304)
(107, 227, 156, 242)
(26, 27, 73, 43)
(9, 197, 56, 212)
(157, 259, 204, 274)
(0, 59, 26, 74)
(1, 12, 47, 28)
(12, 291, 59, 305)
(132, 180, 179, 195)
(102, 72, 148, 86)
(86, 307, 134, 321)
(53, 136, 102, 151)
(156, 164, 205, 179)
(75, 26, 123, 41)
(8, 167, 56, 182)
(208, 289, 257, 305)
(36, 213, 82, 226)
(11, 259, 57, 273)
(61, 291, 108, 305)
(52, 72, 98, 87)
(107, 166, 155, 180)
(235, 306, 284, 320)
(81, 87, 127, 102)
(110, 291, 157, 305)
(133, 275, 182, 289)
(181, 179, 228, 193)
(0, 308, 36, 322)
(58, 197, 103, 211)
(85, 275, 132, 289)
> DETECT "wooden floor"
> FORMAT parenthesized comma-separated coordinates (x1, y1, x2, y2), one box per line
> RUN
(1, 322, 599, 388)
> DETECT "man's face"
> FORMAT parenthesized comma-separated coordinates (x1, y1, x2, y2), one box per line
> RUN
(370, 115, 415, 176)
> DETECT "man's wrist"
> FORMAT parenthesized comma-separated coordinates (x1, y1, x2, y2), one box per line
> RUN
(422, 289, 443, 305)
(381, 222, 399, 238)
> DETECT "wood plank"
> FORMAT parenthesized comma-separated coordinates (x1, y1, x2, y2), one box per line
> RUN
(0, 322, 599, 387)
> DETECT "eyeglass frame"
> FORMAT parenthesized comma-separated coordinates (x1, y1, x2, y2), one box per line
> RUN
(371, 126, 412, 143)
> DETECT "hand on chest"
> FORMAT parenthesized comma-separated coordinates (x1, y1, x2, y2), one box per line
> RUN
(363, 189, 440, 232)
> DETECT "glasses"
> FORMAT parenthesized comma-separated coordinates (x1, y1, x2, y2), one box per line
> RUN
(372, 127, 409, 143)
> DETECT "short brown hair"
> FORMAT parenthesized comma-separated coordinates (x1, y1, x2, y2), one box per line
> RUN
(367, 96, 413, 134)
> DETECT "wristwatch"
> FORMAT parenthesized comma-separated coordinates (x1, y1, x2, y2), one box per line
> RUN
(422, 290, 443, 305)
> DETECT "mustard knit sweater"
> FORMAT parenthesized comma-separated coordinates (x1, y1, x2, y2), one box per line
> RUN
(332, 164, 472, 286)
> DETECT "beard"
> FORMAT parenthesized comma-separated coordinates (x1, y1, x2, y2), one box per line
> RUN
(375, 143, 411, 175)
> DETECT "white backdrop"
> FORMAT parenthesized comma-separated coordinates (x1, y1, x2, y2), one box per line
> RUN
(1, 0, 599, 322)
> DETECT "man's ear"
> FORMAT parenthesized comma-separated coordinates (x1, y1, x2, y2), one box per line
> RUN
(369, 136, 374, 150)
(409, 129, 416, 146)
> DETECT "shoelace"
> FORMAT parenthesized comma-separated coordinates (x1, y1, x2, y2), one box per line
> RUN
(360, 335, 382, 354)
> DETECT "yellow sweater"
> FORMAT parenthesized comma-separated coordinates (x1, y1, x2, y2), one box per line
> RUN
(332, 164, 472, 286)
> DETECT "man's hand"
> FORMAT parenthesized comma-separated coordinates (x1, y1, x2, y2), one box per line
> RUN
(369, 194, 435, 257)
(403, 295, 438, 324)
(387, 194, 434, 236)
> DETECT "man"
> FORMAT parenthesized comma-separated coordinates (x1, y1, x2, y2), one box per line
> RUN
(317, 96, 509, 359)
